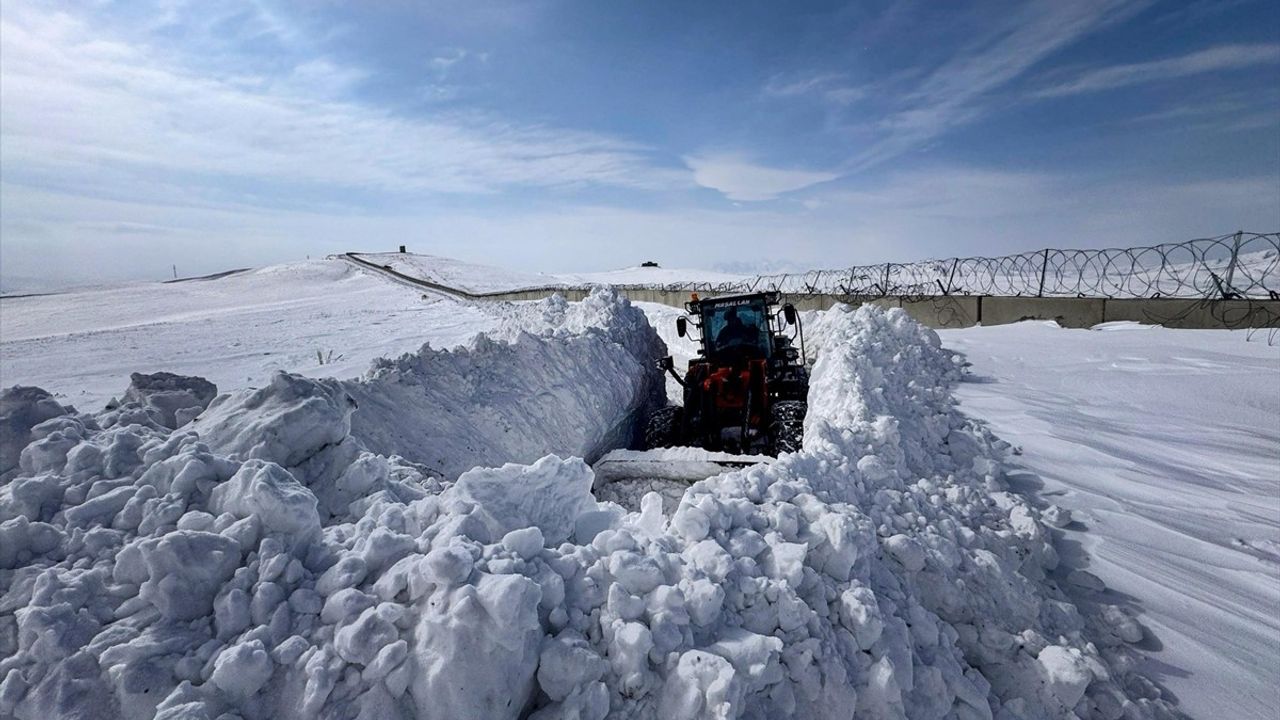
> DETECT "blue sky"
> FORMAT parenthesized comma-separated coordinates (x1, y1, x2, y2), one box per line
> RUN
(1, 0, 1277, 287)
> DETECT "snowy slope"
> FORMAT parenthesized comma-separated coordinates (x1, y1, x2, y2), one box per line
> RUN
(364, 252, 563, 294)
(0, 259, 499, 410)
(940, 321, 1280, 720)
(364, 252, 747, 293)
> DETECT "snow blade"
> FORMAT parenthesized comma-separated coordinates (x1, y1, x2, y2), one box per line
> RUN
(591, 447, 771, 511)
(594, 447, 771, 485)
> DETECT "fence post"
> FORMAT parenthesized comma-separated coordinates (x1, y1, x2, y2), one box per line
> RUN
(1037, 249, 1049, 297)
(1223, 231, 1243, 296)
(881, 264, 891, 297)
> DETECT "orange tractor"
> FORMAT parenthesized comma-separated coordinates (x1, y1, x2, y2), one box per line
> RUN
(647, 291, 809, 456)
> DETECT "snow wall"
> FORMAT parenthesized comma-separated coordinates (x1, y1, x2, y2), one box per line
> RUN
(186, 289, 665, 485)
(0, 298, 1180, 720)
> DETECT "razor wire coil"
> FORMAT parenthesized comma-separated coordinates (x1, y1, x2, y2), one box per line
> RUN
(652, 232, 1279, 301)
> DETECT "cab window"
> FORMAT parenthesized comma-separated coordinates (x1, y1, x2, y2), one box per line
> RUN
(703, 303, 769, 358)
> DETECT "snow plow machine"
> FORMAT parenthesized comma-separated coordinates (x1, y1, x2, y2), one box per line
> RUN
(646, 290, 809, 457)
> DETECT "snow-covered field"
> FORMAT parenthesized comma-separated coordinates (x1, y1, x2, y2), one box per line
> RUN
(941, 322, 1280, 720)
(0, 260, 500, 410)
(0, 256, 1276, 720)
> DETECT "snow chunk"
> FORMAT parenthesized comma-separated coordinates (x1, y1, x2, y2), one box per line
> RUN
(209, 460, 320, 543)
(1042, 504, 1072, 529)
(658, 650, 738, 720)
(411, 573, 543, 720)
(192, 371, 355, 469)
(334, 605, 400, 666)
(449, 455, 597, 546)
(1038, 645, 1094, 708)
(115, 372, 217, 429)
(210, 639, 273, 700)
(0, 386, 72, 480)
(424, 543, 475, 586)
(137, 531, 241, 620)
(538, 632, 607, 702)
(884, 534, 926, 572)
(502, 526, 545, 560)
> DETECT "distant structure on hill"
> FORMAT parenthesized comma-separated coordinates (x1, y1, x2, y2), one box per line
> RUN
(641, 261, 659, 267)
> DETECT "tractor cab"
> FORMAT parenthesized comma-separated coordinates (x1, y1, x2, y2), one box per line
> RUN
(698, 296, 772, 364)
(651, 291, 810, 456)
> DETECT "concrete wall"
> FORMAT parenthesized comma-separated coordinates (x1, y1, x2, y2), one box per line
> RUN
(898, 296, 981, 329)
(981, 296, 1106, 329)
(1100, 298, 1278, 329)
(473, 286, 1279, 330)
(347, 253, 1279, 330)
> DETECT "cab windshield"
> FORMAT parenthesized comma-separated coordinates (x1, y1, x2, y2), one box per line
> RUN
(702, 301, 770, 360)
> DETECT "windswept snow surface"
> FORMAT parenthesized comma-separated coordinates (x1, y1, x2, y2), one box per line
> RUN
(941, 321, 1280, 720)
(0, 302, 1183, 720)
(0, 259, 499, 411)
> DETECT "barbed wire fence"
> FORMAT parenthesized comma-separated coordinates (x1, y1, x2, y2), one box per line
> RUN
(665, 232, 1279, 301)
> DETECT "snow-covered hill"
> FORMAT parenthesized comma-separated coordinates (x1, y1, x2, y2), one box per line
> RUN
(365, 251, 748, 293)
(0, 259, 500, 410)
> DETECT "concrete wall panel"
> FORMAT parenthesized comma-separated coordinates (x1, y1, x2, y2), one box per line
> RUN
(981, 296, 1105, 328)
(899, 297, 980, 329)
(1104, 298, 1280, 329)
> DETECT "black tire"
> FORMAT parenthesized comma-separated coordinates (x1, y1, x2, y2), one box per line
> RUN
(643, 405, 685, 449)
(768, 400, 806, 455)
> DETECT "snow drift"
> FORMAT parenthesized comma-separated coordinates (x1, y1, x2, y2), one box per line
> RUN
(0, 299, 1181, 720)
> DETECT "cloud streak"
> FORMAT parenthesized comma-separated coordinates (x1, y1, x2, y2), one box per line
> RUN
(845, 0, 1154, 172)
(1034, 43, 1280, 97)
(763, 72, 864, 106)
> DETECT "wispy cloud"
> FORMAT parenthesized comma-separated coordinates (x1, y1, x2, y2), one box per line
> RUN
(763, 72, 864, 106)
(846, 0, 1154, 172)
(0, 4, 687, 209)
(685, 154, 838, 202)
(1034, 43, 1280, 97)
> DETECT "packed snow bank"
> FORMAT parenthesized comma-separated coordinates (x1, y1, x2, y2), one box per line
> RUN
(344, 291, 665, 479)
(0, 303, 1181, 720)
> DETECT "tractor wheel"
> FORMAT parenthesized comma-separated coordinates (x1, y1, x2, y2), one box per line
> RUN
(643, 405, 685, 449)
(768, 400, 806, 455)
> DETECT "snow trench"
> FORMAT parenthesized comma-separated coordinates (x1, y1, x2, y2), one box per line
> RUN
(0, 297, 1181, 720)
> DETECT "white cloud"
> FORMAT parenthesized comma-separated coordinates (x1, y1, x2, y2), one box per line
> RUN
(685, 154, 838, 202)
(1035, 43, 1280, 97)
(0, 4, 687, 207)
